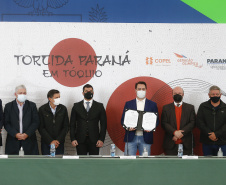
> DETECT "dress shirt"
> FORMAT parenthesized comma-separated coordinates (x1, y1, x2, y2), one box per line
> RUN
(136, 98, 146, 136)
(49, 102, 57, 115)
(84, 99, 93, 110)
(17, 101, 25, 134)
(174, 101, 183, 107)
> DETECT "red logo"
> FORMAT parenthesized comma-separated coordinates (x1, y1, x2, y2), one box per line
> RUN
(48, 38, 97, 87)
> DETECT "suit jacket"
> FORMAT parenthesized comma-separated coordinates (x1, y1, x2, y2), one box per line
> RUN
(161, 102, 195, 152)
(70, 100, 107, 144)
(121, 98, 159, 144)
(0, 100, 3, 146)
(3, 99, 39, 155)
(38, 103, 69, 145)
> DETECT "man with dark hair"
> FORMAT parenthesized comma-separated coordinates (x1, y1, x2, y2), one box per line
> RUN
(161, 86, 195, 155)
(4, 85, 39, 155)
(70, 84, 107, 155)
(83, 84, 93, 92)
(39, 89, 69, 155)
(197, 85, 226, 156)
(121, 81, 159, 156)
(135, 81, 147, 89)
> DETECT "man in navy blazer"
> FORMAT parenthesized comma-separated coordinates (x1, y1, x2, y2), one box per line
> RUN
(121, 81, 159, 156)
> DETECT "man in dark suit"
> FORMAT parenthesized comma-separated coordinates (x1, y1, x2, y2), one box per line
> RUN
(161, 86, 195, 155)
(121, 81, 159, 156)
(39, 89, 69, 155)
(70, 84, 107, 155)
(0, 99, 3, 147)
(4, 85, 39, 155)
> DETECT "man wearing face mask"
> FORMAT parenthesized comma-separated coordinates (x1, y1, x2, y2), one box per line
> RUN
(197, 85, 226, 156)
(161, 86, 195, 155)
(121, 81, 159, 156)
(70, 84, 107, 155)
(3, 85, 39, 155)
(38, 89, 69, 155)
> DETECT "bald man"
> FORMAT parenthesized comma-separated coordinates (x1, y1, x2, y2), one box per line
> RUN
(161, 87, 196, 155)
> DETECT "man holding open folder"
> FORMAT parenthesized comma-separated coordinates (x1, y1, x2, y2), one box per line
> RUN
(121, 81, 159, 156)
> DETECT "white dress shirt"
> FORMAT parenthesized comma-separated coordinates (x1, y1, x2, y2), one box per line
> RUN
(84, 99, 93, 110)
(17, 101, 25, 134)
(49, 102, 57, 115)
(174, 101, 183, 107)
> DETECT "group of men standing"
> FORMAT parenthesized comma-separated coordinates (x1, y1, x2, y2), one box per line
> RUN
(0, 81, 225, 156)
(121, 81, 226, 156)
(1, 84, 107, 155)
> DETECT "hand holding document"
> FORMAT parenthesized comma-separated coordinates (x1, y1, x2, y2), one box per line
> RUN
(123, 109, 157, 131)
(123, 110, 139, 128)
(142, 112, 157, 131)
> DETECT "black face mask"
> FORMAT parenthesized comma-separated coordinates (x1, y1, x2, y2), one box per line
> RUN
(210, 96, 220, 103)
(173, 94, 183, 103)
(84, 91, 93, 100)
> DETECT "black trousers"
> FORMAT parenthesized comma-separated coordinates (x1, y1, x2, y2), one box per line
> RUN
(41, 141, 65, 155)
(76, 136, 99, 155)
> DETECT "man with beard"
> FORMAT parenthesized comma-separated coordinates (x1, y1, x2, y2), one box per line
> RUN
(70, 84, 107, 155)
(161, 86, 195, 155)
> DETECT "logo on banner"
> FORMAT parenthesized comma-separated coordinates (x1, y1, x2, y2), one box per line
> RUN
(174, 53, 202, 68)
(207, 59, 226, 70)
(14, 38, 131, 87)
(146, 57, 171, 66)
(89, 4, 108, 22)
(2, 0, 82, 22)
(14, 0, 69, 15)
(4, 1, 107, 22)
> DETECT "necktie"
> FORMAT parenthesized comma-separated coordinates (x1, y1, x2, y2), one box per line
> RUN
(86, 102, 90, 112)
(177, 104, 180, 107)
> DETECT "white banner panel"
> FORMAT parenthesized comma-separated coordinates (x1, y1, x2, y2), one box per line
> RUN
(0, 23, 226, 155)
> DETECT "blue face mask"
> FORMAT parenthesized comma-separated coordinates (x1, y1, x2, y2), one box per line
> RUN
(17, 94, 27, 103)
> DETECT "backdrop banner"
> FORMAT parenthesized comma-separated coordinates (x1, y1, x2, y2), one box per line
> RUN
(0, 22, 225, 155)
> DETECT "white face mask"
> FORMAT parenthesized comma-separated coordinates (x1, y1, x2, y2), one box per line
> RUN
(136, 90, 146, 99)
(17, 94, 27, 103)
(53, 98, 60, 106)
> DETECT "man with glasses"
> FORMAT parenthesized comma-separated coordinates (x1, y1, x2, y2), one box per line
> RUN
(197, 85, 226, 156)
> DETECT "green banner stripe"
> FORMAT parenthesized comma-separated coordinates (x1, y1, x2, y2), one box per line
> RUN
(181, 0, 226, 23)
